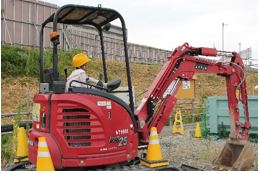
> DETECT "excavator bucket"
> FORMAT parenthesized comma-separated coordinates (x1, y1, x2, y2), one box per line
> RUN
(214, 139, 255, 170)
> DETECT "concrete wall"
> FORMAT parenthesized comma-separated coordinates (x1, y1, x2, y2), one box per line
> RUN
(1, 0, 171, 64)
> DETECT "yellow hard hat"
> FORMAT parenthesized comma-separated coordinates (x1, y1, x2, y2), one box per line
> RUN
(72, 53, 91, 67)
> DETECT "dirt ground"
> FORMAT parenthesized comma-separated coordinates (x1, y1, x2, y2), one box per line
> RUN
(156, 125, 258, 171)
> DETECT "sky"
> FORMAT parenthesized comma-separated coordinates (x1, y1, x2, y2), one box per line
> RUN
(43, 0, 258, 63)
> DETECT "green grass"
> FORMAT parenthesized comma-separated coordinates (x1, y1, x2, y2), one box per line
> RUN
(1, 44, 81, 78)
(1, 134, 13, 166)
(1, 100, 27, 167)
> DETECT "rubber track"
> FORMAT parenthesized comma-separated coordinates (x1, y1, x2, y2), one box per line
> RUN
(4, 162, 202, 171)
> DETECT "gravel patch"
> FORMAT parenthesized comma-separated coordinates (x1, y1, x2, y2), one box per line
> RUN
(158, 125, 258, 171)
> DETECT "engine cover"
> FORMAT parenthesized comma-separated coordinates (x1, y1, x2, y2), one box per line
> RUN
(28, 92, 138, 169)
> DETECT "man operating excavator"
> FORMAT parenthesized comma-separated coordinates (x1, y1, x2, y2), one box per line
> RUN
(65, 52, 107, 91)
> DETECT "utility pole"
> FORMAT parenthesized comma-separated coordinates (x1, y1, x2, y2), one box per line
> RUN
(222, 22, 228, 61)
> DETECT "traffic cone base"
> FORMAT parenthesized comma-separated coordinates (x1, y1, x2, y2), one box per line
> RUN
(140, 159, 169, 168)
(14, 156, 29, 163)
(141, 127, 169, 168)
(194, 122, 202, 138)
(172, 110, 184, 135)
(172, 123, 184, 135)
(14, 127, 29, 163)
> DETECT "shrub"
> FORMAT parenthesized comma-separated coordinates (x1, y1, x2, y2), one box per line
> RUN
(1, 45, 81, 78)
(1, 45, 29, 76)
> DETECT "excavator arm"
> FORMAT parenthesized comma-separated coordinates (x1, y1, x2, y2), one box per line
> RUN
(135, 43, 251, 144)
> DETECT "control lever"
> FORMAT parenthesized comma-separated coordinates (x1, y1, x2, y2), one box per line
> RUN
(64, 68, 68, 80)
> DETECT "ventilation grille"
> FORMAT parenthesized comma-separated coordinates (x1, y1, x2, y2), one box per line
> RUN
(60, 108, 104, 148)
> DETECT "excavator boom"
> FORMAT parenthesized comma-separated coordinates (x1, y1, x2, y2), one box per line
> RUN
(136, 43, 250, 143)
(135, 43, 253, 170)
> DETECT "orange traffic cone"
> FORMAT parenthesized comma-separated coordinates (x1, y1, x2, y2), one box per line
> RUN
(172, 110, 184, 135)
(14, 127, 29, 163)
(36, 137, 54, 171)
(194, 122, 202, 138)
(140, 127, 169, 168)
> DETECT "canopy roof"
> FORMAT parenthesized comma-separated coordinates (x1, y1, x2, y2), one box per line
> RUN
(48, 4, 121, 28)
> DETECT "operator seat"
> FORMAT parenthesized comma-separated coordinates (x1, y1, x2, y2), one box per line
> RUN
(106, 78, 121, 92)
(67, 78, 121, 93)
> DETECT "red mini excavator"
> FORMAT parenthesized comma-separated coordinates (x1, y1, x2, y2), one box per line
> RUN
(28, 4, 254, 171)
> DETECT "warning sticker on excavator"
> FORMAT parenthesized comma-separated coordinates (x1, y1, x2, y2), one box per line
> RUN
(182, 81, 190, 89)
(97, 101, 112, 109)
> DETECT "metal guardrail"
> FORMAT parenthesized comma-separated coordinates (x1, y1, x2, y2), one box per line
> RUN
(1, 120, 33, 134)
(1, 112, 31, 117)
(1, 111, 32, 134)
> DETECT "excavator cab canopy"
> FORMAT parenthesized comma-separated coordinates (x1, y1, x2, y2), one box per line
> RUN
(49, 5, 119, 25)
(39, 4, 135, 111)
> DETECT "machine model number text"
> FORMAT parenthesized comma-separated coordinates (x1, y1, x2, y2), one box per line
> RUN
(116, 129, 129, 135)
(109, 136, 128, 147)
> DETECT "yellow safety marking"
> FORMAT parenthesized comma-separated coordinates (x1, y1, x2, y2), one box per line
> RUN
(38, 147, 49, 152)
(38, 137, 46, 142)
(150, 127, 157, 132)
(149, 135, 159, 141)
(141, 160, 169, 168)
